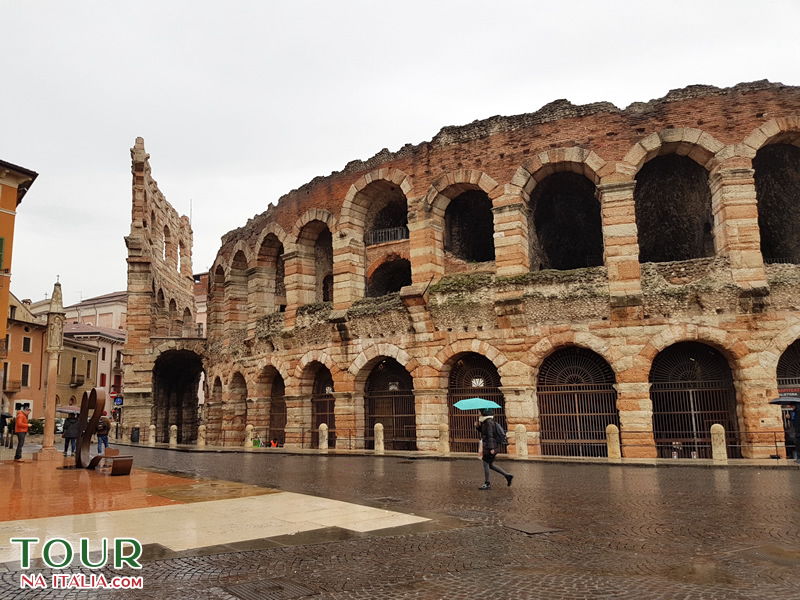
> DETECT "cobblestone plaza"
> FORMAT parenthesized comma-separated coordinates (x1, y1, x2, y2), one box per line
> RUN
(2, 449, 799, 599)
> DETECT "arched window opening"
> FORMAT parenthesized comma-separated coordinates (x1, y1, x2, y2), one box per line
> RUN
(310, 364, 335, 448)
(754, 143, 800, 264)
(223, 372, 248, 447)
(228, 251, 248, 329)
(364, 358, 416, 451)
(650, 342, 740, 458)
(366, 258, 411, 297)
(257, 234, 286, 313)
(446, 353, 506, 452)
(444, 190, 495, 262)
(537, 347, 618, 457)
(777, 340, 800, 457)
(298, 220, 333, 304)
(181, 308, 193, 337)
(163, 225, 172, 263)
(210, 265, 225, 336)
(531, 172, 603, 270)
(168, 299, 178, 336)
(635, 154, 714, 263)
(152, 350, 202, 444)
(363, 182, 409, 246)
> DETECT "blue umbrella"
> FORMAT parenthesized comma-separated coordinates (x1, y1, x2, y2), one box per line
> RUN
(453, 397, 502, 410)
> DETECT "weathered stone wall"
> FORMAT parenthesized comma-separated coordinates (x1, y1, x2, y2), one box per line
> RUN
(148, 81, 800, 458)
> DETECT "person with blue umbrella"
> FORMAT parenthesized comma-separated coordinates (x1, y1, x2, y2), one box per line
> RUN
(455, 398, 514, 490)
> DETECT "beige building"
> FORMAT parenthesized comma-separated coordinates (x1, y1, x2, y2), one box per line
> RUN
(31, 290, 128, 331)
(64, 322, 125, 412)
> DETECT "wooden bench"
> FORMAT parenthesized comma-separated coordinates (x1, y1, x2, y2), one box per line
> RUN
(87, 448, 134, 475)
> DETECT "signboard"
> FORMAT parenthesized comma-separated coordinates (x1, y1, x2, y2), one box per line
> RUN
(114, 397, 124, 406)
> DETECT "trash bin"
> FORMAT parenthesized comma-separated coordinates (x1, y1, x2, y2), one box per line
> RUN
(130, 427, 140, 444)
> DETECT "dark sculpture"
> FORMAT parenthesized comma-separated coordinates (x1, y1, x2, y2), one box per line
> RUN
(74, 387, 106, 469)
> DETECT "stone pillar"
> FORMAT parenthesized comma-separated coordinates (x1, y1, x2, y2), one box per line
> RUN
(708, 166, 767, 291)
(41, 281, 65, 457)
(281, 250, 302, 327)
(606, 424, 621, 460)
(710, 424, 727, 462)
(597, 182, 643, 318)
(736, 373, 784, 459)
(615, 382, 657, 458)
(374, 423, 384, 455)
(148, 424, 156, 446)
(332, 391, 355, 450)
(283, 394, 310, 449)
(408, 215, 444, 285)
(244, 424, 254, 450)
(197, 424, 206, 447)
(413, 387, 448, 452)
(514, 424, 528, 458)
(438, 423, 450, 455)
(332, 235, 365, 309)
(318, 423, 328, 451)
(492, 199, 530, 276)
(169, 424, 177, 448)
(500, 384, 537, 457)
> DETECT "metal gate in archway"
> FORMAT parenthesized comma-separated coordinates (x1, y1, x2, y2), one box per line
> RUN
(311, 368, 336, 448)
(650, 342, 741, 458)
(537, 347, 619, 457)
(268, 376, 287, 446)
(364, 359, 416, 451)
(447, 354, 506, 453)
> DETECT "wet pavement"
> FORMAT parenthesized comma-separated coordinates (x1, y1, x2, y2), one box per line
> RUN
(3, 447, 800, 599)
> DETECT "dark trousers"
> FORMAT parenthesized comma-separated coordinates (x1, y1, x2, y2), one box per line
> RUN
(63, 438, 77, 454)
(482, 450, 511, 482)
(14, 432, 26, 460)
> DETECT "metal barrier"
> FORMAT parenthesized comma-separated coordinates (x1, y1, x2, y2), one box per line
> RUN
(364, 226, 409, 246)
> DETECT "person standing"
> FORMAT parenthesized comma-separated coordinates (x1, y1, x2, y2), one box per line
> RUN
(96, 411, 111, 455)
(14, 405, 31, 461)
(62, 414, 80, 456)
(475, 408, 513, 490)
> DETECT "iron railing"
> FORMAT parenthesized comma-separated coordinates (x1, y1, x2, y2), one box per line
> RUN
(365, 226, 409, 246)
(447, 386, 507, 453)
(364, 389, 417, 451)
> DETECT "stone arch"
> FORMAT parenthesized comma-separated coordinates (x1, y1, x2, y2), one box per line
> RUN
(742, 118, 800, 155)
(294, 349, 342, 393)
(255, 364, 288, 446)
(293, 215, 334, 305)
(515, 147, 607, 196)
(366, 256, 411, 297)
(253, 229, 287, 314)
(349, 343, 416, 386)
(623, 128, 725, 173)
(424, 170, 500, 217)
(434, 340, 508, 388)
(291, 208, 337, 241)
(762, 320, 800, 379)
(152, 348, 203, 443)
(340, 167, 413, 234)
(254, 223, 289, 255)
(528, 331, 620, 381)
(222, 371, 248, 446)
(181, 307, 193, 337)
(225, 240, 255, 272)
(226, 249, 249, 331)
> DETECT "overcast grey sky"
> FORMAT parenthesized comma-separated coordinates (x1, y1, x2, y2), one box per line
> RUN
(2, 0, 798, 306)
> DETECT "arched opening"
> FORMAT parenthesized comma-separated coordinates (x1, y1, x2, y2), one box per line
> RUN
(223, 372, 247, 446)
(207, 376, 223, 444)
(754, 143, 800, 264)
(298, 221, 333, 304)
(635, 154, 714, 263)
(444, 190, 495, 262)
(362, 182, 409, 246)
(257, 234, 286, 312)
(530, 172, 603, 270)
(210, 265, 225, 337)
(163, 225, 171, 262)
(366, 258, 411, 297)
(155, 289, 167, 336)
(308, 363, 335, 448)
(364, 358, 416, 451)
(268, 374, 286, 446)
(168, 299, 178, 336)
(537, 347, 619, 457)
(152, 350, 203, 444)
(181, 308, 193, 337)
(228, 251, 248, 330)
(650, 342, 740, 458)
(446, 353, 506, 452)
(777, 340, 800, 457)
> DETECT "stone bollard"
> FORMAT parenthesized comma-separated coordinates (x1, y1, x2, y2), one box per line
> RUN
(374, 423, 384, 455)
(514, 424, 528, 458)
(710, 423, 727, 462)
(197, 424, 206, 448)
(169, 425, 178, 448)
(438, 423, 450, 455)
(606, 424, 622, 459)
(148, 424, 156, 446)
(244, 424, 254, 450)
(318, 423, 328, 451)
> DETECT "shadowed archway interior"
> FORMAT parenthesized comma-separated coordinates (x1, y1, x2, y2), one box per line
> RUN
(152, 350, 203, 444)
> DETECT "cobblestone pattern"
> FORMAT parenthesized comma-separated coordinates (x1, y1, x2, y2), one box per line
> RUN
(3, 449, 799, 599)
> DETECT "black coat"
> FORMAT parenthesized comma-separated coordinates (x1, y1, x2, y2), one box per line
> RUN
(63, 417, 81, 439)
(476, 418, 502, 451)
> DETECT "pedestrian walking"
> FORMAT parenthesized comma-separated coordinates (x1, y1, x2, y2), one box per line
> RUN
(96, 411, 111, 455)
(475, 408, 513, 490)
(0, 412, 6, 446)
(62, 414, 80, 456)
(14, 405, 31, 461)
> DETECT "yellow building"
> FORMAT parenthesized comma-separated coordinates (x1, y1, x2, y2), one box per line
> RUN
(0, 160, 37, 407)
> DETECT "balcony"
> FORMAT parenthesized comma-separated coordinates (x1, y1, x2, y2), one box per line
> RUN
(365, 226, 409, 247)
(69, 374, 85, 387)
(3, 380, 21, 393)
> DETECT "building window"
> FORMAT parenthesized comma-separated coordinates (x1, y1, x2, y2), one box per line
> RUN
(86, 359, 92, 379)
(21, 364, 30, 387)
(100, 373, 107, 387)
(101, 347, 106, 361)
(71, 357, 77, 377)
(22, 337, 31, 353)
(2, 361, 7, 390)
(8, 306, 15, 319)
(57, 355, 61, 375)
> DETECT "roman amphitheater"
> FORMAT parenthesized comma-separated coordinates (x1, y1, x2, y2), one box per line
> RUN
(123, 80, 800, 460)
